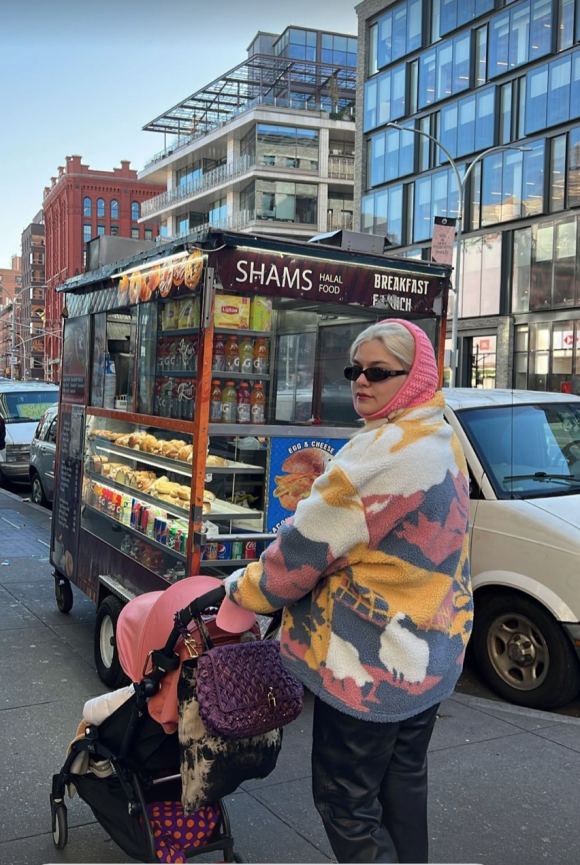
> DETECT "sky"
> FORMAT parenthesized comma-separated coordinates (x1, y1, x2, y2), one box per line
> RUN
(0, 0, 358, 267)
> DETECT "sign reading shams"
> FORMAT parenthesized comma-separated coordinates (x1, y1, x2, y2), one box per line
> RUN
(216, 248, 445, 314)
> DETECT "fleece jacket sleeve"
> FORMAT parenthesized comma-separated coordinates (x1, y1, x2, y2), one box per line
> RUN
(224, 460, 369, 614)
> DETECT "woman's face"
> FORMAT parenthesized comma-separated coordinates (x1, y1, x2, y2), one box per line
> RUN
(352, 339, 410, 418)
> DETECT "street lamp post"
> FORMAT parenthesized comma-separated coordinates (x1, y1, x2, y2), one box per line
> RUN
(386, 122, 530, 387)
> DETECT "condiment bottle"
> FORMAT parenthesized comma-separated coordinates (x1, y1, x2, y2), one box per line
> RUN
(225, 335, 240, 372)
(239, 337, 253, 375)
(221, 381, 237, 424)
(253, 337, 269, 375)
(210, 380, 223, 422)
(213, 334, 226, 371)
(237, 381, 251, 424)
(250, 382, 266, 424)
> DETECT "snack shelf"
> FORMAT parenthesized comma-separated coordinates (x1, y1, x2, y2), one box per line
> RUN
(91, 438, 264, 476)
(86, 471, 190, 520)
(154, 371, 197, 378)
(92, 439, 193, 478)
(207, 498, 264, 522)
(202, 559, 255, 568)
(84, 504, 187, 562)
(208, 371, 271, 382)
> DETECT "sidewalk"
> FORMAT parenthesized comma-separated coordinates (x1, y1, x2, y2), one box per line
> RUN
(1, 487, 580, 865)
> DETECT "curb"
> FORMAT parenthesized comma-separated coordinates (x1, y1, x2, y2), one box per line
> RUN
(450, 692, 580, 726)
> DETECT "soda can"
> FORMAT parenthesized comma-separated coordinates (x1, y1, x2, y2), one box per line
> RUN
(168, 527, 177, 550)
(180, 531, 187, 556)
(204, 540, 218, 560)
(159, 519, 168, 545)
(217, 541, 231, 561)
(231, 540, 244, 560)
(243, 540, 257, 560)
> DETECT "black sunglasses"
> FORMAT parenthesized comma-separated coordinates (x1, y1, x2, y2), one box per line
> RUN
(344, 365, 408, 383)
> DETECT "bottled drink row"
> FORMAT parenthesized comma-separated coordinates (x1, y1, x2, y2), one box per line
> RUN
(210, 380, 266, 424)
(155, 334, 270, 376)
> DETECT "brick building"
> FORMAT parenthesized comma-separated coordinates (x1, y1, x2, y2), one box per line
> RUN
(0, 256, 23, 377)
(20, 213, 46, 379)
(43, 156, 163, 381)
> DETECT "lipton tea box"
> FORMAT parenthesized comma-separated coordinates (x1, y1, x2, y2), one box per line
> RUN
(214, 295, 250, 330)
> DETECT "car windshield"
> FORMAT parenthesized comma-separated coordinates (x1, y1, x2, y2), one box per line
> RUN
(457, 403, 580, 499)
(0, 391, 59, 423)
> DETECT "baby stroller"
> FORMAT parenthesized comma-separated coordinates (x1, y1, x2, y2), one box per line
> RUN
(50, 577, 267, 864)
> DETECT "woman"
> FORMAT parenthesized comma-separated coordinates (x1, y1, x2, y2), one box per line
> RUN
(224, 319, 472, 864)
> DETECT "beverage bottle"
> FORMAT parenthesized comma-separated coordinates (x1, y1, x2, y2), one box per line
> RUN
(253, 338, 269, 375)
(210, 380, 223, 422)
(239, 337, 253, 375)
(171, 378, 181, 419)
(156, 338, 165, 373)
(225, 335, 240, 373)
(221, 381, 237, 424)
(237, 381, 251, 424)
(213, 334, 226, 371)
(250, 382, 266, 424)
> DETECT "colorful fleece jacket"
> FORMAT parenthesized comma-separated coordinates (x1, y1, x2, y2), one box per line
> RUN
(224, 393, 472, 722)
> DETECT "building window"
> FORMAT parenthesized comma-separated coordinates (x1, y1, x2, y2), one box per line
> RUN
(322, 33, 358, 67)
(83, 224, 92, 244)
(96, 198, 105, 218)
(523, 140, 546, 216)
(458, 233, 502, 317)
(256, 125, 319, 171)
(550, 135, 567, 212)
(131, 201, 140, 221)
(364, 63, 407, 132)
(144, 228, 153, 240)
(525, 65, 549, 133)
(83, 197, 92, 217)
(440, 87, 495, 160)
(131, 227, 140, 239)
(568, 126, 580, 207)
(558, 0, 575, 51)
(475, 25, 488, 87)
(500, 82, 513, 144)
(256, 180, 317, 225)
(437, 0, 494, 39)
(373, 0, 422, 71)
(97, 225, 105, 236)
(110, 225, 119, 236)
(513, 214, 580, 313)
(413, 167, 463, 242)
(368, 122, 415, 186)
(361, 184, 404, 245)
(526, 47, 580, 134)
(418, 35, 470, 109)
(110, 199, 119, 219)
(369, 23, 378, 76)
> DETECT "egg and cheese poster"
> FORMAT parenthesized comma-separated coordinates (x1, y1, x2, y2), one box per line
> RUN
(266, 437, 347, 533)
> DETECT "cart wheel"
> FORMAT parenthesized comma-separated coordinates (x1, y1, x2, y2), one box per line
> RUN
(55, 578, 74, 614)
(52, 803, 68, 850)
(94, 595, 129, 689)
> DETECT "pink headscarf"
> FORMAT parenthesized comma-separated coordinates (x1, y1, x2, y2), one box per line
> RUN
(353, 319, 439, 421)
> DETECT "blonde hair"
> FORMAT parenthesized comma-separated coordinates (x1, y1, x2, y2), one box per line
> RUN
(350, 322, 415, 372)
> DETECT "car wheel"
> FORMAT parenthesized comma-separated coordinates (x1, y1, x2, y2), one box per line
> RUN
(473, 591, 580, 710)
(31, 472, 48, 507)
(94, 596, 130, 689)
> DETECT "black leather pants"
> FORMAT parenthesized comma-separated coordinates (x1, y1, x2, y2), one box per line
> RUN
(311, 697, 439, 864)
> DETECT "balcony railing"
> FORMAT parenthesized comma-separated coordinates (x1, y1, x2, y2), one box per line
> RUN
(144, 95, 356, 167)
(141, 155, 256, 218)
(328, 155, 354, 181)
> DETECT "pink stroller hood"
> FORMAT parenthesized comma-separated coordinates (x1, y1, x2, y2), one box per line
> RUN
(117, 576, 257, 734)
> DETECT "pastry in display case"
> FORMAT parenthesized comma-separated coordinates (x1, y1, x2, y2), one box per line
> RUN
(81, 415, 267, 580)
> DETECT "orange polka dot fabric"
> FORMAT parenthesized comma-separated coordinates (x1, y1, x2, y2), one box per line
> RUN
(146, 801, 220, 864)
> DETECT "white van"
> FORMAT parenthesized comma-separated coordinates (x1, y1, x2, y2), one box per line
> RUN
(0, 382, 59, 483)
(445, 389, 580, 710)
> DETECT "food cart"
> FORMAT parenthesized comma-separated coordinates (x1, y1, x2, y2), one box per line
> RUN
(50, 229, 451, 685)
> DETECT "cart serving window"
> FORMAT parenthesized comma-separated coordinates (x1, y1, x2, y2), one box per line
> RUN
(50, 230, 451, 686)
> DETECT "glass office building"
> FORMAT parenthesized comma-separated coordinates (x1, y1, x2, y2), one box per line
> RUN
(356, 0, 580, 392)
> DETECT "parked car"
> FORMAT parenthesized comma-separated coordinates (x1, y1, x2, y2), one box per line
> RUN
(444, 388, 580, 710)
(29, 404, 59, 506)
(0, 382, 59, 484)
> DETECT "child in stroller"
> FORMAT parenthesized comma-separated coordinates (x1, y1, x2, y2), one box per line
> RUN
(50, 577, 263, 864)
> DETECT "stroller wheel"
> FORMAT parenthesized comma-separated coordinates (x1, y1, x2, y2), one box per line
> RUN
(52, 803, 68, 850)
(233, 854, 247, 863)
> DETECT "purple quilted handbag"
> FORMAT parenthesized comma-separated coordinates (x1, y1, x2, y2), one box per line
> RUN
(196, 640, 304, 739)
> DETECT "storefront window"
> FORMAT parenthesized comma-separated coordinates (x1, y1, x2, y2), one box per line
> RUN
(530, 222, 554, 309)
(470, 335, 497, 388)
(551, 321, 574, 392)
(459, 233, 502, 318)
(553, 219, 577, 305)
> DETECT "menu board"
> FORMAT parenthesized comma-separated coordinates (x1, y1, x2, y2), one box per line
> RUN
(266, 436, 348, 532)
(51, 316, 89, 580)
